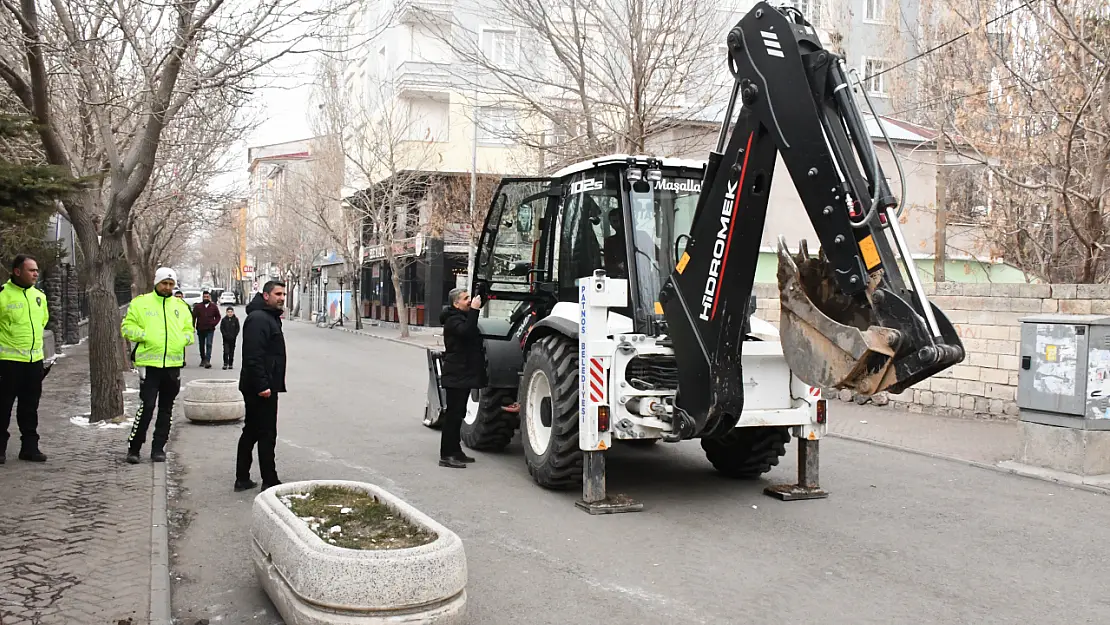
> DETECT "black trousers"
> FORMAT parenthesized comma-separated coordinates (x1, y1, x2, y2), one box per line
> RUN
(129, 366, 181, 453)
(440, 387, 469, 458)
(0, 359, 44, 453)
(237, 393, 279, 484)
(223, 339, 236, 367)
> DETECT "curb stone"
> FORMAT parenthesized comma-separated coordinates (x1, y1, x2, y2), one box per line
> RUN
(829, 432, 1110, 497)
(289, 316, 439, 350)
(332, 325, 438, 350)
(151, 461, 172, 624)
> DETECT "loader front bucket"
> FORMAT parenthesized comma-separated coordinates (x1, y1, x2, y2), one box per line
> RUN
(776, 239, 901, 396)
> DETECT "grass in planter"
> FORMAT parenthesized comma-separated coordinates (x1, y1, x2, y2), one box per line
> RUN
(282, 486, 436, 550)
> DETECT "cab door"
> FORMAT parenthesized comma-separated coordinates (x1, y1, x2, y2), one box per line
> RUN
(472, 178, 559, 340)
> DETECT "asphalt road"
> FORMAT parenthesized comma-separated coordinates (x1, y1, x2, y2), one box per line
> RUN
(169, 314, 1110, 625)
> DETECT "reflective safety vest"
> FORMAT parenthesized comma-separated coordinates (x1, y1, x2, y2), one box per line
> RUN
(121, 291, 195, 368)
(0, 280, 49, 363)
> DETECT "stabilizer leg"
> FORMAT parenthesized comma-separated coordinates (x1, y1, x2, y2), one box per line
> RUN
(764, 438, 829, 501)
(575, 451, 643, 515)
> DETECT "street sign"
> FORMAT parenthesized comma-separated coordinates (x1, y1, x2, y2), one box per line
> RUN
(242, 265, 254, 274)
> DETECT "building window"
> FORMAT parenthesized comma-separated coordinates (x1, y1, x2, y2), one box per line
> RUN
(862, 57, 889, 97)
(481, 28, 519, 68)
(477, 106, 515, 145)
(795, 0, 822, 26)
(864, 0, 886, 22)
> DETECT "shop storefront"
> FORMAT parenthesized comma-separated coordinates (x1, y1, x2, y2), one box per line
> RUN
(360, 239, 468, 327)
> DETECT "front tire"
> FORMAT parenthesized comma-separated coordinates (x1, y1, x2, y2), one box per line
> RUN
(460, 388, 518, 451)
(702, 426, 791, 479)
(520, 335, 581, 490)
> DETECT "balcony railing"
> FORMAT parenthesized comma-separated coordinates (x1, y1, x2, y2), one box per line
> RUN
(394, 61, 455, 98)
(396, 0, 453, 23)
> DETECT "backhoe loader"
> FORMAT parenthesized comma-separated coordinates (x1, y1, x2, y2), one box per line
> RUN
(426, 1, 964, 512)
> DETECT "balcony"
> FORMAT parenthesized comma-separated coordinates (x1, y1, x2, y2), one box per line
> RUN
(397, 0, 453, 24)
(395, 61, 455, 99)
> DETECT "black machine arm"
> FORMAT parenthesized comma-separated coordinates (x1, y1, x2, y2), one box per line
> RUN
(658, 2, 964, 440)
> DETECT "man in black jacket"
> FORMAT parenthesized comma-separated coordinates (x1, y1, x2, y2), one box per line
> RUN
(438, 287, 485, 469)
(234, 281, 287, 491)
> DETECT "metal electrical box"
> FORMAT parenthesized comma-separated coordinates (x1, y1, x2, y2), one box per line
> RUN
(1017, 314, 1110, 430)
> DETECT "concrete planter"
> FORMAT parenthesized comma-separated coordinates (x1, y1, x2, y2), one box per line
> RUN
(182, 379, 244, 423)
(251, 480, 467, 625)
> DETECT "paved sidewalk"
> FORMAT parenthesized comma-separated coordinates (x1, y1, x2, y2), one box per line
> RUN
(827, 401, 1019, 466)
(0, 342, 161, 625)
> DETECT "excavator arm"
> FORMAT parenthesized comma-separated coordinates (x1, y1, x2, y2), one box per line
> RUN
(658, 2, 964, 440)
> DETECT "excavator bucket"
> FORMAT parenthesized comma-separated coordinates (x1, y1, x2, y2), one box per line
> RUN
(776, 238, 902, 396)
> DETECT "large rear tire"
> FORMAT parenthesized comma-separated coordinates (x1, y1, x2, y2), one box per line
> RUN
(520, 335, 581, 490)
(460, 388, 519, 451)
(701, 426, 791, 479)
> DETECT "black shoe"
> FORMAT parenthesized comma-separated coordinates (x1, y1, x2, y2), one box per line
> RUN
(439, 457, 466, 469)
(260, 480, 282, 492)
(453, 452, 476, 463)
(222, 364, 227, 370)
(234, 479, 258, 492)
(126, 451, 141, 464)
(151, 450, 166, 462)
(0, 454, 5, 464)
(18, 450, 46, 462)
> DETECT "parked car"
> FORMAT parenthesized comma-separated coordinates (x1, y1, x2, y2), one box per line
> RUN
(181, 290, 204, 307)
(218, 291, 237, 306)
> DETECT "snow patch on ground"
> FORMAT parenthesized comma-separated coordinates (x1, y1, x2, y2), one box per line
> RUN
(69, 414, 134, 429)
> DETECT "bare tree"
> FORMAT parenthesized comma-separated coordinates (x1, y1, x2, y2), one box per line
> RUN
(427, 174, 500, 283)
(195, 207, 243, 293)
(898, 0, 1110, 283)
(0, 0, 360, 420)
(425, 0, 724, 168)
(314, 52, 439, 338)
(269, 134, 352, 323)
(124, 90, 250, 295)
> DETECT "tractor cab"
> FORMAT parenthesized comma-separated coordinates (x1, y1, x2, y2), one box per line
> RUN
(471, 155, 706, 338)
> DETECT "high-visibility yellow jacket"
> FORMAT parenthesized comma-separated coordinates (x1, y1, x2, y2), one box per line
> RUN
(121, 291, 195, 368)
(0, 280, 49, 363)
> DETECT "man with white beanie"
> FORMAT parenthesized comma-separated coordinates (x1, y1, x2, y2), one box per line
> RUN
(120, 267, 195, 463)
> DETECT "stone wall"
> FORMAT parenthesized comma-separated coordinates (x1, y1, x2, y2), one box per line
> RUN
(750, 282, 1110, 419)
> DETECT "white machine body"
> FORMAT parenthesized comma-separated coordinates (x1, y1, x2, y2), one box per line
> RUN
(572, 273, 826, 449)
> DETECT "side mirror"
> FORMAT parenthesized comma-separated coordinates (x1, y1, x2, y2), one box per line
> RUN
(508, 260, 533, 277)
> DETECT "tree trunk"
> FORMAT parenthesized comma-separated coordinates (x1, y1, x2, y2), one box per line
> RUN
(387, 253, 408, 338)
(934, 125, 947, 282)
(124, 230, 152, 300)
(86, 253, 126, 423)
(353, 272, 363, 330)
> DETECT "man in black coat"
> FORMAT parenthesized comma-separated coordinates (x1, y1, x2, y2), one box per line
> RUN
(438, 287, 486, 468)
(234, 281, 287, 491)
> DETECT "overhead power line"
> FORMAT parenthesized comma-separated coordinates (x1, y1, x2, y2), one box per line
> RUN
(872, 0, 1041, 79)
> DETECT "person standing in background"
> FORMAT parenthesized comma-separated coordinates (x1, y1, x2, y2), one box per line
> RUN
(192, 290, 220, 368)
(121, 267, 194, 464)
(220, 306, 240, 370)
(0, 255, 49, 464)
(235, 282, 287, 492)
